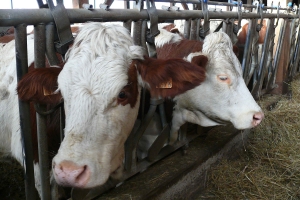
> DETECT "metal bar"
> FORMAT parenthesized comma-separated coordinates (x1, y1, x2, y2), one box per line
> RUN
(124, 102, 158, 171)
(287, 19, 298, 79)
(45, 23, 60, 65)
(264, 19, 276, 92)
(189, 18, 198, 40)
(222, 19, 234, 43)
(267, 19, 287, 91)
(290, 21, 300, 77)
(0, 9, 298, 26)
(242, 19, 257, 84)
(34, 23, 52, 200)
(251, 19, 275, 99)
(243, 19, 259, 85)
(183, 19, 191, 39)
(15, 23, 37, 200)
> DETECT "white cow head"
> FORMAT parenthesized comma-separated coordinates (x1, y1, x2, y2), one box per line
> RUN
(45, 22, 207, 188)
(172, 32, 263, 132)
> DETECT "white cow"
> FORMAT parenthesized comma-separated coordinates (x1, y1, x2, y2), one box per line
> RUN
(154, 28, 264, 144)
(1, 22, 207, 197)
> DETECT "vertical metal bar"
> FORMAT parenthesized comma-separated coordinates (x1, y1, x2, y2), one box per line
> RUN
(251, 19, 275, 99)
(132, 20, 146, 122)
(34, 23, 51, 200)
(241, 20, 254, 74)
(60, 104, 65, 142)
(242, 19, 258, 85)
(15, 23, 36, 200)
(190, 18, 198, 40)
(290, 21, 300, 76)
(183, 19, 191, 39)
(287, 19, 298, 78)
(267, 19, 287, 91)
(45, 23, 60, 66)
(132, 20, 142, 46)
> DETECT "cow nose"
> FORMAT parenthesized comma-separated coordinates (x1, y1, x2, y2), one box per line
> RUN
(53, 160, 90, 188)
(252, 112, 264, 127)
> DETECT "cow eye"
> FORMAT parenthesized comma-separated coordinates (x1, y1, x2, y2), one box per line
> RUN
(118, 91, 127, 99)
(218, 75, 228, 81)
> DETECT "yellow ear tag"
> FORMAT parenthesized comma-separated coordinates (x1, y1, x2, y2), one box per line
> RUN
(156, 79, 172, 89)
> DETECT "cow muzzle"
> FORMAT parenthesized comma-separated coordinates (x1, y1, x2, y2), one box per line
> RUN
(53, 160, 91, 188)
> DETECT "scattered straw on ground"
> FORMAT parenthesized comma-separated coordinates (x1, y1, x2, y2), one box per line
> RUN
(199, 75, 300, 200)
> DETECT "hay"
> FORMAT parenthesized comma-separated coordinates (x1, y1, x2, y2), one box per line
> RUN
(199, 75, 300, 199)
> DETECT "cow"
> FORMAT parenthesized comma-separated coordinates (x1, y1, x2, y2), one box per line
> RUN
(154, 27, 264, 143)
(0, 22, 207, 198)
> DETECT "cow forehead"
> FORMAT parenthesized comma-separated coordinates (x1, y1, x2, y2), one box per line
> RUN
(202, 32, 242, 76)
(58, 22, 144, 108)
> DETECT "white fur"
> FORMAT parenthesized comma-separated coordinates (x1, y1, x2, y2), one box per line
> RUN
(155, 28, 182, 48)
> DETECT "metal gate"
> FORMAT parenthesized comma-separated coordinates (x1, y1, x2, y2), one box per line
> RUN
(1, 0, 300, 199)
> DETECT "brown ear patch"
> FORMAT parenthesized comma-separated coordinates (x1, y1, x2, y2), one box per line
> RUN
(136, 56, 206, 98)
(170, 28, 180, 34)
(17, 67, 62, 104)
(191, 55, 208, 68)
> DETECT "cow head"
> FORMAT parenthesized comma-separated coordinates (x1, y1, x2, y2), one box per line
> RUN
(174, 32, 263, 130)
(18, 22, 206, 188)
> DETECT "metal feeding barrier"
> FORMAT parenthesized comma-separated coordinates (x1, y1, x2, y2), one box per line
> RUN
(1, 0, 300, 199)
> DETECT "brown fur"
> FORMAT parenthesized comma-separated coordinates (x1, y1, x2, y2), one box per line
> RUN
(162, 24, 180, 34)
(237, 20, 267, 45)
(17, 67, 63, 105)
(117, 63, 139, 108)
(136, 56, 206, 98)
(157, 39, 203, 60)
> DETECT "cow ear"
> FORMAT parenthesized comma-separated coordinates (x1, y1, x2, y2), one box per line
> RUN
(17, 67, 62, 104)
(191, 54, 208, 68)
(170, 28, 180, 34)
(136, 56, 206, 98)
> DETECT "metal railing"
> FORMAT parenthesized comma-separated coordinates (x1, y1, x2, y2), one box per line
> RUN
(1, 0, 300, 199)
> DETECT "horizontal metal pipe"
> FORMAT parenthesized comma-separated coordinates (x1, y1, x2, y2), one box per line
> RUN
(0, 9, 298, 26)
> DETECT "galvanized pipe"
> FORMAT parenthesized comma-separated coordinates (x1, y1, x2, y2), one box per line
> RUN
(15, 23, 37, 200)
(0, 9, 298, 26)
(34, 23, 51, 200)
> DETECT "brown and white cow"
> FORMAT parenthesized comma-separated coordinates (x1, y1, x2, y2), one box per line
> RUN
(155, 27, 264, 143)
(0, 22, 207, 197)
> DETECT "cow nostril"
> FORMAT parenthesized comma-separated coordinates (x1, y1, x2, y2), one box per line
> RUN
(253, 112, 264, 126)
(75, 165, 90, 184)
